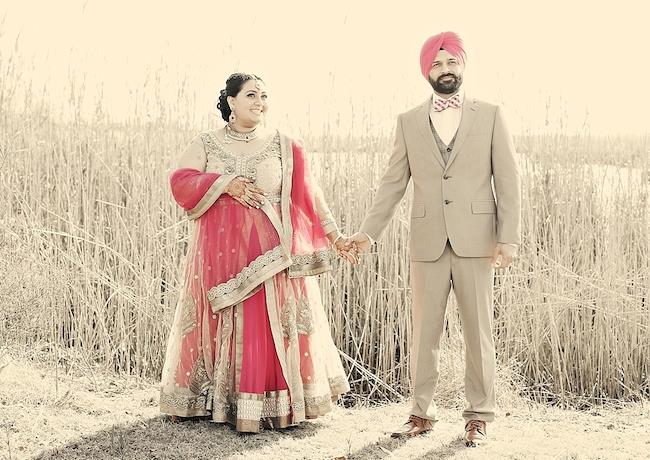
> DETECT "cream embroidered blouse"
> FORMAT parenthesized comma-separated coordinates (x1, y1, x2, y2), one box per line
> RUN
(199, 130, 338, 235)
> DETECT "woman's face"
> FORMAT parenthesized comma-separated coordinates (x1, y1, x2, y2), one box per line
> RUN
(228, 79, 268, 126)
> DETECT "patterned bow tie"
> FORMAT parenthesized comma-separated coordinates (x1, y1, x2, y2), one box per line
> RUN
(433, 94, 462, 112)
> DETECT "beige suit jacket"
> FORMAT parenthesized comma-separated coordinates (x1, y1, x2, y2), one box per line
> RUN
(360, 96, 521, 261)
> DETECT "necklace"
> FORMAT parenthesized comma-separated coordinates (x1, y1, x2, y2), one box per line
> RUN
(224, 124, 258, 143)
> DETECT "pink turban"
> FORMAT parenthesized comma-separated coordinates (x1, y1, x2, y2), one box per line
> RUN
(419, 31, 466, 78)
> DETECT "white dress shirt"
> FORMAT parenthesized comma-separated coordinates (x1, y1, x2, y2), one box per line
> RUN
(429, 90, 464, 145)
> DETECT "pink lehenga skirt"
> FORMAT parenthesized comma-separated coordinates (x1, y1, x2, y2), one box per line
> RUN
(159, 198, 350, 432)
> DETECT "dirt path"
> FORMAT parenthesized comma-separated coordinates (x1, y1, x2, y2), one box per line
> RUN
(1, 356, 648, 459)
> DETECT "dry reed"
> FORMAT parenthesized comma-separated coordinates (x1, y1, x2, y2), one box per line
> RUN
(1, 41, 648, 408)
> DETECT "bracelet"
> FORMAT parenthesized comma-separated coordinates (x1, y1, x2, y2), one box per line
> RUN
(332, 235, 343, 245)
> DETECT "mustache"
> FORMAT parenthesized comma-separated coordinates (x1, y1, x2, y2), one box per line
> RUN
(437, 73, 458, 81)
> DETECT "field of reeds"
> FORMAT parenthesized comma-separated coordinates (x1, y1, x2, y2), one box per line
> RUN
(1, 42, 648, 411)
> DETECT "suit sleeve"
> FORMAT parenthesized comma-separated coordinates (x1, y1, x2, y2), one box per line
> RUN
(491, 105, 521, 245)
(359, 114, 411, 241)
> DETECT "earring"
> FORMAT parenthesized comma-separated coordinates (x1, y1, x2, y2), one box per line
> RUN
(229, 111, 236, 124)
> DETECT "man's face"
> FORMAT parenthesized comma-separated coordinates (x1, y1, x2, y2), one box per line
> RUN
(427, 49, 464, 94)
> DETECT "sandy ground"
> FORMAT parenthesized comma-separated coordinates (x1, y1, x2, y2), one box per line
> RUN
(1, 355, 649, 460)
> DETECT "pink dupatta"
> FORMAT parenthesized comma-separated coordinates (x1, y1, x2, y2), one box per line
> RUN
(169, 137, 333, 313)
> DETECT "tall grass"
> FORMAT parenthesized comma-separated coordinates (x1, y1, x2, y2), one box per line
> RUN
(1, 43, 648, 407)
(310, 132, 649, 406)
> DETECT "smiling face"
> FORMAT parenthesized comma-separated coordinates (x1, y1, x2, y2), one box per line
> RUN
(228, 79, 268, 128)
(427, 49, 464, 95)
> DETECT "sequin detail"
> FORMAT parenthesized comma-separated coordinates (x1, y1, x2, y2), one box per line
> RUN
(207, 246, 285, 302)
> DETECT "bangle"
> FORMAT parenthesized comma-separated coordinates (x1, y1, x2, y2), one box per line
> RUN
(332, 235, 343, 245)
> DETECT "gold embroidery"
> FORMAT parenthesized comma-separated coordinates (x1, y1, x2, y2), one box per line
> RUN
(290, 249, 335, 267)
(260, 391, 292, 417)
(280, 298, 298, 343)
(296, 297, 315, 335)
(189, 355, 211, 395)
(304, 393, 335, 416)
(280, 296, 314, 340)
(328, 375, 350, 394)
(186, 174, 236, 221)
(180, 292, 196, 336)
(207, 246, 286, 302)
(211, 309, 234, 420)
(159, 389, 208, 416)
(289, 249, 336, 277)
(291, 392, 335, 417)
(236, 398, 263, 421)
(203, 132, 281, 180)
(215, 391, 292, 433)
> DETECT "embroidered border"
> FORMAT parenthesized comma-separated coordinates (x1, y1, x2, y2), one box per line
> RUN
(211, 309, 234, 419)
(186, 174, 236, 220)
(328, 375, 351, 394)
(159, 391, 208, 415)
(290, 249, 335, 268)
(207, 246, 286, 303)
(289, 249, 336, 277)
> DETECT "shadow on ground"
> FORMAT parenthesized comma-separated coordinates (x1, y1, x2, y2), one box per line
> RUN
(416, 435, 465, 459)
(346, 422, 465, 460)
(34, 415, 322, 460)
(346, 435, 410, 459)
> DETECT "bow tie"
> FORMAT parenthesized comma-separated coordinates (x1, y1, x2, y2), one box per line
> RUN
(433, 94, 462, 112)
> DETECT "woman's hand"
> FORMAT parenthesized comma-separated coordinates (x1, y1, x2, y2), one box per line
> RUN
(226, 177, 266, 209)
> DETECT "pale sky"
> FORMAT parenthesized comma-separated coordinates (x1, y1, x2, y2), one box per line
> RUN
(2, 0, 649, 136)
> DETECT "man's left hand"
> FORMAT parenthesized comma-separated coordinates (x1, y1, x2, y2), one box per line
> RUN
(491, 243, 518, 269)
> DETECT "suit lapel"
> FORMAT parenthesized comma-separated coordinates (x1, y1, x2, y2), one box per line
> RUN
(413, 97, 446, 169)
(445, 97, 478, 170)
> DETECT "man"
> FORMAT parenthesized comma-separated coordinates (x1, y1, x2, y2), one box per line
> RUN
(348, 31, 521, 446)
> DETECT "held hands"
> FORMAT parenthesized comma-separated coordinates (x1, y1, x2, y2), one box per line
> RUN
(332, 235, 359, 265)
(347, 232, 371, 255)
(326, 231, 365, 264)
(329, 232, 372, 265)
(226, 177, 266, 209)
(328, 233, 358, 264)
(491, 243, 518, 269)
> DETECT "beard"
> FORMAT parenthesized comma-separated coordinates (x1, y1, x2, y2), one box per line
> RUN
(430, 73, 463, 94)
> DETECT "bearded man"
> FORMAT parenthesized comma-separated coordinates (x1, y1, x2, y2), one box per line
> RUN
(349, 31, 521, 446)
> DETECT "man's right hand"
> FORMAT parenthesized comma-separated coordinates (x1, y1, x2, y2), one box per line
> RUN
(347, 232, 372, 256)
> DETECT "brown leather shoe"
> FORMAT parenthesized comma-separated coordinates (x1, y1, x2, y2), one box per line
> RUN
(464, 420, 487, 446)
(390, 415, 434, 438)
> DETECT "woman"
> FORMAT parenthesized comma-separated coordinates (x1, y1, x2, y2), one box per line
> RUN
(159, 73, 354, 433)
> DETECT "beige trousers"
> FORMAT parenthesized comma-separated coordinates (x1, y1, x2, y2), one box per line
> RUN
(410, 242, 496, 423)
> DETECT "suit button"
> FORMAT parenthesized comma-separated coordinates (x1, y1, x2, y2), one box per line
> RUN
(444, 199, 452, 205)
(443, 175, 451, 180)
(446, 147, 452, 152)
